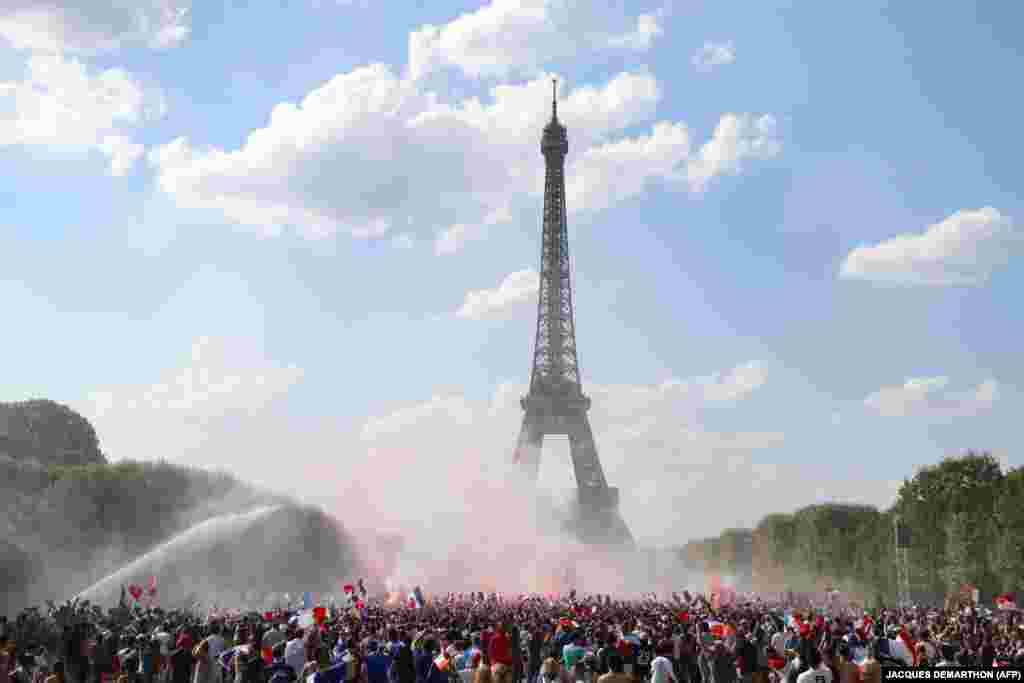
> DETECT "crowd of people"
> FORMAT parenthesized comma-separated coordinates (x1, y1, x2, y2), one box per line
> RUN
(2, 589, 1022, 683)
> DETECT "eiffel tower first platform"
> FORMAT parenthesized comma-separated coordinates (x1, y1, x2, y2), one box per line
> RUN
(513, 81, 634, 548)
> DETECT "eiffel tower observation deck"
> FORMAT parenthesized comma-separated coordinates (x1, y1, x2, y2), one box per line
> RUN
(513, 80, 634, 548)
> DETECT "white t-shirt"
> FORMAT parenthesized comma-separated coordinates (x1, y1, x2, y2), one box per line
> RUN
(796, 665, 833, 683)
(285, 639, 306, 677)
(650, 656, 674, 683)
(771, 633, 785, 657)
(155, 631, 173, 656)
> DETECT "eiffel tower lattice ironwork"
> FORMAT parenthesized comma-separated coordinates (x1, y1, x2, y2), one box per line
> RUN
(512, 80, 634, 547)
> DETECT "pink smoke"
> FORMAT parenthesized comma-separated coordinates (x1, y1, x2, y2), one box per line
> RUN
(298, 443, 655, 596)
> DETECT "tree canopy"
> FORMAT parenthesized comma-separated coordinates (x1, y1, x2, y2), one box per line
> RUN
(681, 451, 1020, 604)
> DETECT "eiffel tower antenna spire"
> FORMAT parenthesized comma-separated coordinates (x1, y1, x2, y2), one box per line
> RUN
(511, 77, 633, 548)
(552, 77, 557, 120)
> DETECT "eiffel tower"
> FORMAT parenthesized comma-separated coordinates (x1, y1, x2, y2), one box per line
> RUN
(513, 80, 633, 547)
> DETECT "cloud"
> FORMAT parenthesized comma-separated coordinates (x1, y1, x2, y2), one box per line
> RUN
(0, 1, 191, 54)
(434, 205, 512, 256)
(566, 121, 691, 213)
(686, 113, 781, 193)
(566, 113, 781, 210)
(692, 40, 736, 72)
(146, 23, 778, 243)
(86, 336, 304, 464)
(455, 269, 538, 320)
(408, 2, 658, 81)
(863, 376, 998, 418)
(0, 55, 165, 175)
(607, 13, 663, 51)
(148, 68, 675, 241)
(840, 207, 1019, 285)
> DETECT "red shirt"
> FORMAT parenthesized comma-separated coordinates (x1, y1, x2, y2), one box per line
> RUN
(488, 632, 513, 667)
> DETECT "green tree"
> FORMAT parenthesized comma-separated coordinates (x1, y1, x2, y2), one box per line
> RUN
(991, 467, 1024, 592)
(895, 451, 1003, 598)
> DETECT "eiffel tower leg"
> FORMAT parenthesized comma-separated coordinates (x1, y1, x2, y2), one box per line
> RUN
(566, 414, 607, 490)
(567, 414, 634, 547)
(513, 413, 544, 483)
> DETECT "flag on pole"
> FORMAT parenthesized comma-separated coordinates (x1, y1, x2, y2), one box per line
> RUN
(303, 592, 313, 609)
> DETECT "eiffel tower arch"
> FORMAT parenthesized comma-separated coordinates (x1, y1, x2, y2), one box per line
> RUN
(513, 80, 634, 548)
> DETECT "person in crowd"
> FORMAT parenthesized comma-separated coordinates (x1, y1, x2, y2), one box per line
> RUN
(365, 641, 392, 683)
(795, 649, 830, 683)
(43, 661, 65, 683)
(649, 642, 675, 683)
(595, 652, 629, 683)
(857, 642, 879, 683)
(266, 643, 297, 683)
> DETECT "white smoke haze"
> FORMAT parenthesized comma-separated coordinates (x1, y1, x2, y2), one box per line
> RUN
(65, 335, 904, 605)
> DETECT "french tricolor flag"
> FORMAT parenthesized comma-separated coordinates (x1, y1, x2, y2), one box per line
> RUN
(996, 594, 1017, 610)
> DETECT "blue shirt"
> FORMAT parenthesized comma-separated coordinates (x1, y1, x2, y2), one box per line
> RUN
(367, 653, 393, 683)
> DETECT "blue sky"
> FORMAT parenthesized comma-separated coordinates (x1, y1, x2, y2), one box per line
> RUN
(1, 0, 1021, 545)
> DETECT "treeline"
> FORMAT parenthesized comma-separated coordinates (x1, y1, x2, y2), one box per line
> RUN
(0, 399, 105, 466)
(681, 452, 1024, 605)
(0, 400, 289, 613)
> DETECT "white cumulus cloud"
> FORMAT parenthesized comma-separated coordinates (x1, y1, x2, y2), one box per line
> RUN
(692, 40, 736, 72)
(455, 269, 539, 320)
(408, 1, 660, 81)
(0, 1, 191, 54)
(567, 113, 781, 210)
(840, 207, 1019, 286)
(148, 68, 676, 241)
(864, 376, 998, 418)
(0, 54, 164, 175)
(686, 113, 781, 193)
